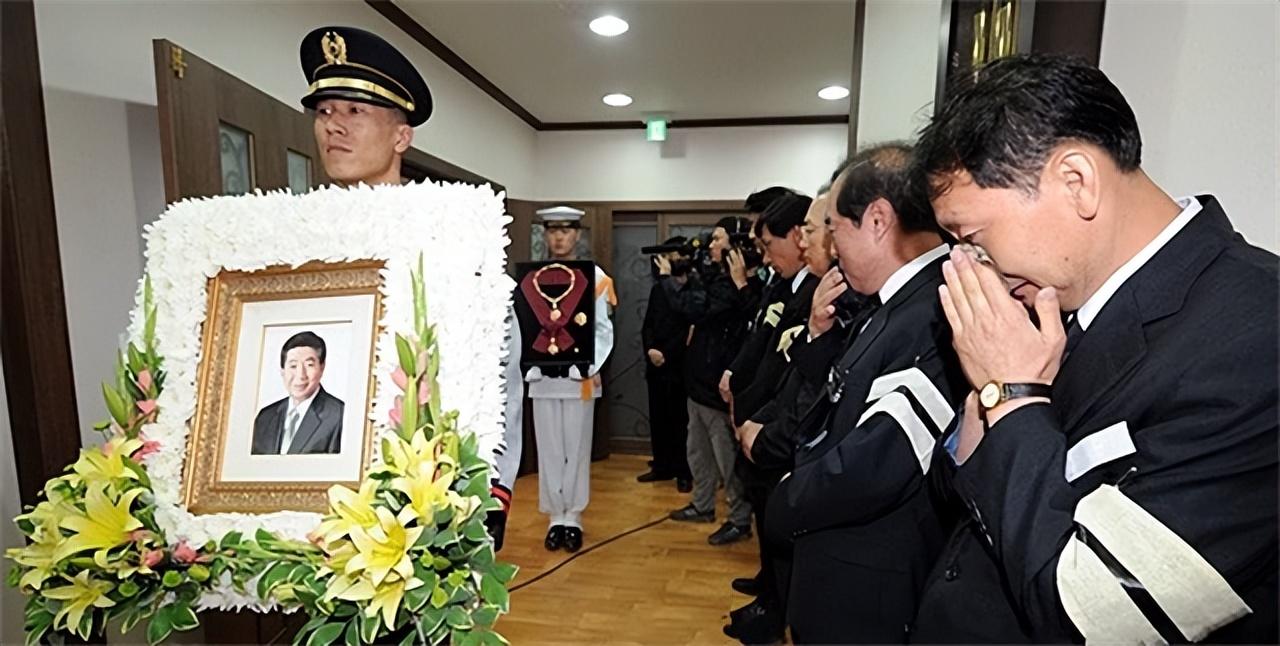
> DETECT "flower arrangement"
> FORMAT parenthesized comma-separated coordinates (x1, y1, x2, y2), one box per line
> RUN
(7, 261, 515, 645)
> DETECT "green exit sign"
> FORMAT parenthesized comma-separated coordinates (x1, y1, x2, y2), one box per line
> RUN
(646, 119, 667, 142)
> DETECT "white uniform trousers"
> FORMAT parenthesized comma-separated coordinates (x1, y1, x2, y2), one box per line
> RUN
(532, 398, 595, 528)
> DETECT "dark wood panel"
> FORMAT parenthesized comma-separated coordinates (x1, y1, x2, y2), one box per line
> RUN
(1, 0, 83, 509)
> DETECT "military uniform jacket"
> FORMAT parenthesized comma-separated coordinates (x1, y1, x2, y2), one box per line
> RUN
(766, 255, 968, 643)
(912, 197, 1278, 644)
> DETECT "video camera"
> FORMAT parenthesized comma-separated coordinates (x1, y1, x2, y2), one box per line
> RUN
(641, 236, 709, 276)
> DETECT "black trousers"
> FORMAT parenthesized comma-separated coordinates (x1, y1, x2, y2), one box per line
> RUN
(646, 366, 691, 478)
(740, 457, 786, 610)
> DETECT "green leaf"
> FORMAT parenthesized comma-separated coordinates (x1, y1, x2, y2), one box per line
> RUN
(462, 521, 489, 543)
(397, 627, 418, 646)
(480, 574, 509, 612)
(492, 562, 518, 584)
(481, 628, 509, 646)
(432, 555, 451, 571)
(395, 334, 416, 375)
(359, 610, 380, 644)
(472, 606, 499, 628)
(444, 607, 471, 630)
(146, 608, 174, 645)
(401, 378, 419, 434)
(120, 603, 148, 635)
(102, 382, 130, 428)
(420, 607, 447, 635)
(169, 604, 199, 632)
(121, 454, 152, 490)
(257, 561, 292, 599)
(255, 528, 277, 544)
(306, 621, 345, 646)
(343, 619, 360, 646)
(404, 582, 431, 612)
(432, 529, 458, 548)
(293, 614, 332, 646)
(219, 531, 244, 551)
(430, 586, 448, 609)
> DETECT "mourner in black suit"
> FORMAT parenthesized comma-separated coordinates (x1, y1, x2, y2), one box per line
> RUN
(251, 331, 344, 455)
(764, 144, 968, 644)
(719, 193, 817, 642)
(910, 54, 1277, 643)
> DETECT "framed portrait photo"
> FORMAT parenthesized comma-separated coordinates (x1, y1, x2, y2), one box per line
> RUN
(184, 261, 383, 513)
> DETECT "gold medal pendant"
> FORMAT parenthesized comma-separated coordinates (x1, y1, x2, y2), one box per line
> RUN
(550, 308, 562, 321)
(548, 342, 560, 355)
(574, 312, 588, 326)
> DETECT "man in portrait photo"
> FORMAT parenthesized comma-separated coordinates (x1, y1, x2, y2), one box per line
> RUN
(251, 331, 344, 455)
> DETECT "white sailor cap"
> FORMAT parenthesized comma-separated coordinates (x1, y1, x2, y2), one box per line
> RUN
(536, 205, 585, 229)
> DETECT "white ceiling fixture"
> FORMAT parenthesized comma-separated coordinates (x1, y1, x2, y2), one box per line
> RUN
(818, 85, 850, 100)
(602, 93, 633, 107)
(589, 15, 629, 37)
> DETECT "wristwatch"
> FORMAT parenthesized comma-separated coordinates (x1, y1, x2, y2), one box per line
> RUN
(978, 381, 1052, 410)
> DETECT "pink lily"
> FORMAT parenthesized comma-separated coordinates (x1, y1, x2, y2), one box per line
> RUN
(141, 549, 164, 568)
(135, 369, 153, 393)
(172, 540, 198, 564)
(391, 367, 408, 391)
(389, 396, 404, 426)
(137, 399, 157, 416)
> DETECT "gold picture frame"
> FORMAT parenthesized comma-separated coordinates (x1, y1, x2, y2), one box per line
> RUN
(183, 260, 385, 514)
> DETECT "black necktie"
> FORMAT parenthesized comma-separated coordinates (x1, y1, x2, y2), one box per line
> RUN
(1062, 314, 1085, 363)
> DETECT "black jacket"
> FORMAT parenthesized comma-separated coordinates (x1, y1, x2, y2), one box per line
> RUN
(766, 256, 968, 644)
(912, 197, 1278, 644)
(641, 280, 689, 376)
(731, 270, 819, 427)
(251, 387, 344, 455)
(662, 268, 759, 411)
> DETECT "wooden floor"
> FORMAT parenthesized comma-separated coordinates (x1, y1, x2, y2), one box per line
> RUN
(497, 454, 759, 644)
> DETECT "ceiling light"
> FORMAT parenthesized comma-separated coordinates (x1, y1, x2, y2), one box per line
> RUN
(589, 16, 629, 37)
(818, 85, 850, 100)
(602, 93, 633, 107)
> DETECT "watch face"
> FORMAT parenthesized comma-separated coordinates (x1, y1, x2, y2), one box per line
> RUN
(980, 382, 1002, 409)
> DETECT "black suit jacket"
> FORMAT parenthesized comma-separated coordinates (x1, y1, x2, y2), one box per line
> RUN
(729, 275, 795, 397)
(640, 280, 689, 376)
(766, 256, 968, 643)
(732, 271, 819, 427)
(251, 387, 344, 455)
(912, 197, 1278, 643)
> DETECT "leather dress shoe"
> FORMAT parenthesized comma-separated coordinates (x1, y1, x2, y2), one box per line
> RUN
(723, 599, 785, 644)
(544, 525, 566, 551)
(563, 526, 584, 552)
(636, 470, 675, 483)
(731, 576, 762, 596)
(708, 522, 752, 545)
(669, 504, 715, 523)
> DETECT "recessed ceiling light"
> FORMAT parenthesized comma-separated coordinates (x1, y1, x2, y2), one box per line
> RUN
(602, 93, 633, 107)
(589, 16, 629, 37)
(818, 85, 850, 100)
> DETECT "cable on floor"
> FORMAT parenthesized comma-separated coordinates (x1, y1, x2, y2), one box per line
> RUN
(509, 515, 671, 593)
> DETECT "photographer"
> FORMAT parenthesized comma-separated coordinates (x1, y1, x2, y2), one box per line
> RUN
(656, 217, 761, 545)
(636, 238, 693, 492)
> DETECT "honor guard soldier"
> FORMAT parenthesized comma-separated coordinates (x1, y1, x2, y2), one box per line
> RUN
(299, 26, 524, 549)
(518, 207, 616, 553)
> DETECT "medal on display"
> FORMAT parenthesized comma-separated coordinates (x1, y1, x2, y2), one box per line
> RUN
(519, 263, 589, 357)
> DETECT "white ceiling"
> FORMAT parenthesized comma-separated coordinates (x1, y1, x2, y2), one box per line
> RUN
(396, 0, 856, 123)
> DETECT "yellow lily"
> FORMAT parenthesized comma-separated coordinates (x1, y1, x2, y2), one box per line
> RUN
(345, 506, 422, 587)
(314, 480, 380, 544)
(43, 571, 116, 636)
(322, 572, 375, 604)
(6, 517, 61, 591)
(373, 433, 452, 479)
(64, 436, 142, 489)
(366, 575, 425, 630)
(392, 465, 456, 522)
(316, 540, 357, 579)
(52, 484, 144, 567)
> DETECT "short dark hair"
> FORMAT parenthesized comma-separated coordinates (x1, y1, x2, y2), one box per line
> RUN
(744, 186, 799, 214)
(715, 216, 753, 235)
(281, 331, 327, 368)
(834, 142, 937, 234)
(915, 54, 1142, 199)
(760, 193, 812, 237)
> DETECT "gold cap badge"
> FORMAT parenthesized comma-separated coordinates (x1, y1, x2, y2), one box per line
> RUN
(321, 31, 348, 65)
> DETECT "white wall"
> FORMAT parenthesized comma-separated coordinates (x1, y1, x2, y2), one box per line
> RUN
(1101, 0, 1278, 251)
(533, 124, 849, 201)
(857, 0, 944, 147)
(34, 0, 537, 195)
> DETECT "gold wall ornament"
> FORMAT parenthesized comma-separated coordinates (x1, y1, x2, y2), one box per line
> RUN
(321, 31, 348, 66)
(970, 0, 1020, 69)
(183, 260, 384, 514)
(169, 45, 187, 79)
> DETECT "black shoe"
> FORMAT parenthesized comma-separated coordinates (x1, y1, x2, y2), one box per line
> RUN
(724, 599, 785, 644)
(636, 470, 675, 483)
(731, 576, 762, 596)
(563, 527, 584, 552)
(708, 522, 752, 546)
(676, 477, 692, 493)
(544, 525, 566, 551)
(668, 504, 715, 523)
